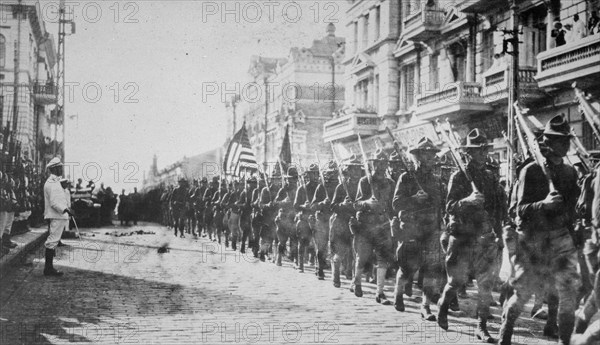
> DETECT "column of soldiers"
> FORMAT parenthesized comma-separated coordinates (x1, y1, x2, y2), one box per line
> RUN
(152, 114, 600, 345)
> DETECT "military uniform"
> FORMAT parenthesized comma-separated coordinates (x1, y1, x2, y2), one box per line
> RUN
(225, 183, 242, 250)
(392, 138, 444, 319)
(437, 129, 503, 343)
(212, 182, 227, 244)
(311, 161, 338, 280)
(251, 179, 266, 258)
(257, 179, 280, 261)
(329, 156, 361, 287)
(350, 149, 395, 302)
(237, 178, 257, 254)
(499, 117, 581, 345)
(193, 179, 208, 235)
(171, 179, 189, 237)
(202, 178, 218, 239)
(274, 168, 299, 266)
(294, 165, 319, 273)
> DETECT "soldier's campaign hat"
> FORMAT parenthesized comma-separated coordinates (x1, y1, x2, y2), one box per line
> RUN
(368, 149, 388, 161)
(409, 137, 440, 154)
(543, 114, 573, 137)
(285, 167, 299, 178)
(486, 156, 500, 171)
(388, 151, 402, 162)
(343, 154, 362, 166)
(46, 157, 63, 170)
(201, 177, 208, 183)
(304, 163, 320, 175)
(325, 160, 338, 172)
(461, 129, 492, 148)
(247, 176, 258, 184)
(212, 176, 219, 182)
(178, 177, 187, 183)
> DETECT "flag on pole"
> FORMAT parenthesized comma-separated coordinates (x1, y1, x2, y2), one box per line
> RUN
(223, 124, 259, 176)
(278, 125, 292, 173)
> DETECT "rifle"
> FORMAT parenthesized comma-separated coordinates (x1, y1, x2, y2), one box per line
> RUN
(570, 128, 591, 172)
(314, 150, 329, 199)
(436, 119, 480, 193)
(513, 102, 557, 193)
(330, 142, 350, 198)
(385, 127, 425, 193)
(573, 83, 600, 144)
(501, 130, 516, 158)
(357, 133, 376, 200)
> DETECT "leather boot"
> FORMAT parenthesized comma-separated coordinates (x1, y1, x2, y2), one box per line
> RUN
(574, 316, 588, 334)
(232, 240, 237, 251)
(499, 304, 519, 345)
(354, 284, 363, 297)
(332, 259, 341, 287)
(437, 295, 450, 330)
(558, 313, 575, 345)
(544, 294, 559, 339)
(376, 268, 389, 303)
(43, 249, 63, 276)
(421, 305, 436, 321)
(394, 293, 405, 311)
(476, 318, 496, 343)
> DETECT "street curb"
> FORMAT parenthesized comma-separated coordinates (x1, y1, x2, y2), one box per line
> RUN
(0, 229, 48, 280)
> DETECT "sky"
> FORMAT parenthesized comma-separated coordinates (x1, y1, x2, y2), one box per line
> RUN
(45, 0, 349, 192)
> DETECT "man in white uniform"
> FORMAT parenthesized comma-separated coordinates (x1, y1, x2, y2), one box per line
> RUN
(43, 157, 73, 276)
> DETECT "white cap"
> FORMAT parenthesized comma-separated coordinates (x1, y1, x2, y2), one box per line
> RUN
(46, 157, 63, 170)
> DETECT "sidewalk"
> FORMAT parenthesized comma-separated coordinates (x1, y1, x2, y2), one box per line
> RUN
(0, 227, 48, 280)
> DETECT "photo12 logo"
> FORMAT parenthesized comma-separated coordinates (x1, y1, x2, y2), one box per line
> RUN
(201, 1, 340, 24)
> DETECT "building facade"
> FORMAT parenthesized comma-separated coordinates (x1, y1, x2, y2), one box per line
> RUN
(229, 24, 346, 171)
(0, 1, 57, 168)
(325, 0, 600, 176)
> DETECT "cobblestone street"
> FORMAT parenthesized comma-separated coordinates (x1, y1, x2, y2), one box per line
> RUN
(0, 223, 556, 345)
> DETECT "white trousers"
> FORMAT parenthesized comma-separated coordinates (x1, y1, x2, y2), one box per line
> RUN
(0, 211, 15, 238)
(45, 219, 68, 249)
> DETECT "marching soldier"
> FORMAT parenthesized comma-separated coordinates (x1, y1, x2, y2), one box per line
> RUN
(294, 164, 320, 273)
(391, 137, 444, 321)
(193, 178, 208, 236)
(188, 179, 200, 236)
(274, 167, 299, 266)
(349, 149, 396, 304)
(311, 161, 339, 280)
(171, 178, 189, 238)
(212, 179, 227, 244)
(226, 180, 243, 250)
(203, 177, 219, 240)
(436, 129, 503, 342)
(499, 116, 581, 345)
(330, 155, 362, 287)
(258, 171, 282, 262)
(251, 175, 267, 258)
(237, 176, 258, 254)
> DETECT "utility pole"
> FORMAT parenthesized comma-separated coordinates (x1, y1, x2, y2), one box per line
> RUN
(55, 0, 75, 163)
(12, 0, 22, 134)
(501, 0, 521, 185)
(264, 76, 268, 171)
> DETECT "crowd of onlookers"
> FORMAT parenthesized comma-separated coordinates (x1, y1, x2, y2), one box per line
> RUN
(552, 11, 600, 47)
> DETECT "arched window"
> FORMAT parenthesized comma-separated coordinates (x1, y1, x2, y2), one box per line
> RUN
(0, 35, 6, 68)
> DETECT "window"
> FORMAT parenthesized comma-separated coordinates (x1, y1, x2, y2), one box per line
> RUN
(374, 74, 379, 112)
(374, 7, 381, 41)
(0, 35, 5, 68)
(429, 54, 439, 89)
(402, 64, 416, 110)
(353, 22, 359, 54)
(354, 79, 370, 108)
(362, 14, 369, 49)
(482, 30, 495, 72)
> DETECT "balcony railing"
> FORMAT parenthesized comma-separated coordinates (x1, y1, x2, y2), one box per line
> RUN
(33, 81, 58, 105)
(415, 81, 491, 120)
(323, 111, 380, 142)
(536, 34, 600, 88)
(482, 66, 546, 103)
(402, 6, 445, 41)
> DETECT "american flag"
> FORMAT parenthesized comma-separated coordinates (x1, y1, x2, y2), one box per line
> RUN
(223, 124, 259, 176)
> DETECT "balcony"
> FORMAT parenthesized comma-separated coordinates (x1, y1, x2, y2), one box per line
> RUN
(323, 110, 380, 142)
(482, 66, 546, 104)
(33, 81, 57, 105)
(415, 82, 491, 121)
(455, 0, 508, 13)
(402, 7, 445, 41)
(536, 34, 600, 89)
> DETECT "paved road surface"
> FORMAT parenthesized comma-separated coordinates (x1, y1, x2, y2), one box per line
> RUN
(0, 222, 556, 344)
